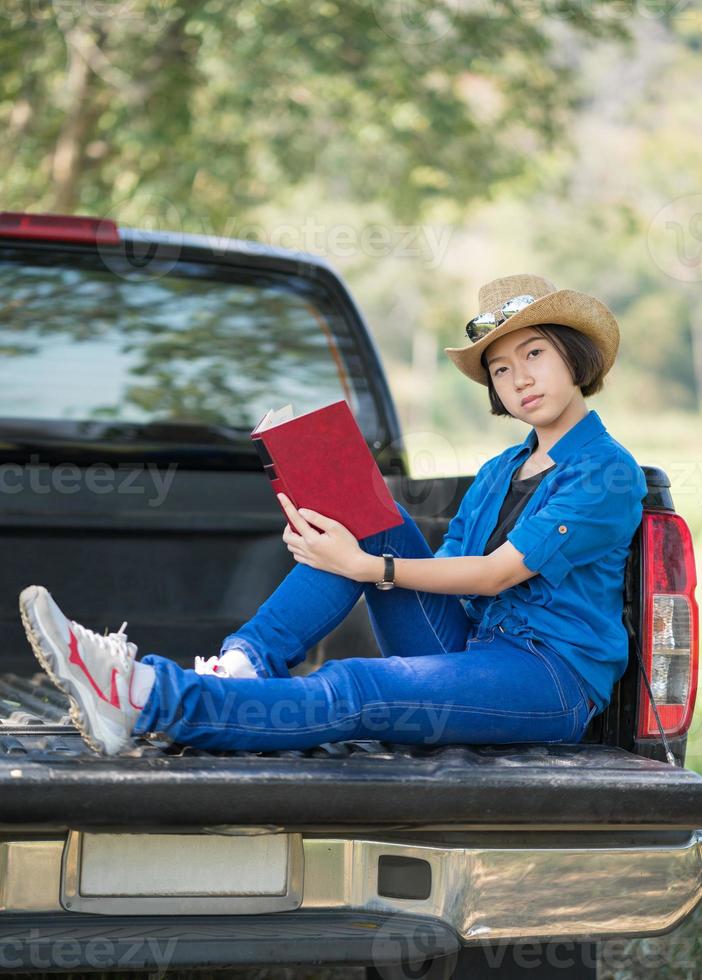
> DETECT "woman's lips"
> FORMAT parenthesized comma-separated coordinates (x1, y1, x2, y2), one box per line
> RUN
(521, 395, 543, 409)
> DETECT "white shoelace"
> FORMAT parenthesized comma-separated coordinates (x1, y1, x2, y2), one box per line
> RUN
(193, 649, 258, 679)
(70, 620, 135, 671)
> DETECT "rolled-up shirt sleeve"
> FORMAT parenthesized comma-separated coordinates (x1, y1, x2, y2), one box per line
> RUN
(506, 455, 647, 589)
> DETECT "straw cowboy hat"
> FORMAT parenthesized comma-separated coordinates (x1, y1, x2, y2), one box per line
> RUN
(444, 273, 620, 387)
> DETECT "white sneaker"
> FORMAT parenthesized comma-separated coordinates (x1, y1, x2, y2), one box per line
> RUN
(19, 585, 141, 755)
(194, 648, 258, 679)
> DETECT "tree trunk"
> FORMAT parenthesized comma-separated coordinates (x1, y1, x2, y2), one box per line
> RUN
(50, 26, 102, 213)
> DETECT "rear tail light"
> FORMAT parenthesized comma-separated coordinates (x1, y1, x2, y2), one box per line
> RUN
(0, 211, 119, 246)
(638, 511, 699, 738)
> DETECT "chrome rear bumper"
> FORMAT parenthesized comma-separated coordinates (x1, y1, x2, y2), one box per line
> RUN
(1, 831, 701, 942)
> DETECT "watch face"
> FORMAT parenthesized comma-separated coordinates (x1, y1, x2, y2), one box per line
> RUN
(375, 580, 395, 590)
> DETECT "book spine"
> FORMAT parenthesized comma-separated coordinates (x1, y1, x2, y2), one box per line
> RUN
(252, 432, 273, 470)
(252, 433, 296, 524)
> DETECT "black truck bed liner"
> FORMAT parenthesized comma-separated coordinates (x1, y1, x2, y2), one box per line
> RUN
(2, 673, 702, 829)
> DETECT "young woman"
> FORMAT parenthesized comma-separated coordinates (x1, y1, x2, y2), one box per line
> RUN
(19, 274, 648, 756)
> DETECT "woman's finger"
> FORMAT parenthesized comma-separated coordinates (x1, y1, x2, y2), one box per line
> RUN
(277, 493, 313, 536)
(298, 508, 336, 531)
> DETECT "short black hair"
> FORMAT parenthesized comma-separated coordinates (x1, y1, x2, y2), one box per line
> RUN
(480, 323, 606, 418)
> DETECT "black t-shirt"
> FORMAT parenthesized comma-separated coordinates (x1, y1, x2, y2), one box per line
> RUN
(482, 463, 557, 556)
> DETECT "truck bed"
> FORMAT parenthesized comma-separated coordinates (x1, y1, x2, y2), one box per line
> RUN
(2, 672, 701, 830)
(1, 468, 700, 831)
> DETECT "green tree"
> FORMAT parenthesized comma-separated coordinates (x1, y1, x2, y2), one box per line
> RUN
(1, 0, 632, 227)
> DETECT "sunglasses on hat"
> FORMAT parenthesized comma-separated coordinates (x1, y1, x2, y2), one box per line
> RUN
(465, 294, 537, 342)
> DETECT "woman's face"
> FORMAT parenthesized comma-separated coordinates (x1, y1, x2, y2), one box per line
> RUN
(484, 326, 579, 422)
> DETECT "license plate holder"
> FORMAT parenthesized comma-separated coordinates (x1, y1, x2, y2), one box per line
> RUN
(61, 830, 304, 915)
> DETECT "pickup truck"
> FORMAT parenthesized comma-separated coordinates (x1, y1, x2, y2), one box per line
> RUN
(0, 210, 700, 979)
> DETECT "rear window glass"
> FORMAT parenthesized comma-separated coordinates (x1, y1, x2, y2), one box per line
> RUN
(0, 247, 376, 435)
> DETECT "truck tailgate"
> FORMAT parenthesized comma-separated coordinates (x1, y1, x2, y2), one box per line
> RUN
(2, 673, 701, 829)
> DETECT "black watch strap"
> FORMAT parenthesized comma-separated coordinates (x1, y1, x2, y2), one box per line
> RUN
(374, 553, 395, 589)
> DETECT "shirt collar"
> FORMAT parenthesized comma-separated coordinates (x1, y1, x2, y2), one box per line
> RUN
(516, 409, 606, 465)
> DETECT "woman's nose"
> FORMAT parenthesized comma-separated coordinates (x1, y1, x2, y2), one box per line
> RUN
(514, 371, 534, 390)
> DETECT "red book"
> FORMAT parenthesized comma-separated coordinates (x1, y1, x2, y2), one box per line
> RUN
(250, 399, 403, 540)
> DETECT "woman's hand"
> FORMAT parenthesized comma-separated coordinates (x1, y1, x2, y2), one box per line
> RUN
(278, 493, 367, 580)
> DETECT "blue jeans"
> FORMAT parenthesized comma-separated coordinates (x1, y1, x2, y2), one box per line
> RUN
(133, 503, 598, 751)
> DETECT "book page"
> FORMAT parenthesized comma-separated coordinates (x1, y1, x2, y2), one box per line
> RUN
(252, 403, 294, 433)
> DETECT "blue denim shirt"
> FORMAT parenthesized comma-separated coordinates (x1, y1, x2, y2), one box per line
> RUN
(433, 409, 648, 712)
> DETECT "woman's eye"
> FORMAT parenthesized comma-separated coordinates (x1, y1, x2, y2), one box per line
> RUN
(493, 349, 542, 378)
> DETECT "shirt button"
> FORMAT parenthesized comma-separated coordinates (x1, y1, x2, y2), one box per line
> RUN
(558, 524, 568, 534)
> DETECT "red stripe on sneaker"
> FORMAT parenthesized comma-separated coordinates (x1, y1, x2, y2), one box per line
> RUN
(68, 628, 121, 709)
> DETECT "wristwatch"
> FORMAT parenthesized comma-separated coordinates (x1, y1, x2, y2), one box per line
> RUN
(374, 553, 395, 590)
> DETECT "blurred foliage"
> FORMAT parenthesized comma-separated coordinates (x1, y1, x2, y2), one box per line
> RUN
(0, 0, 631, 224)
